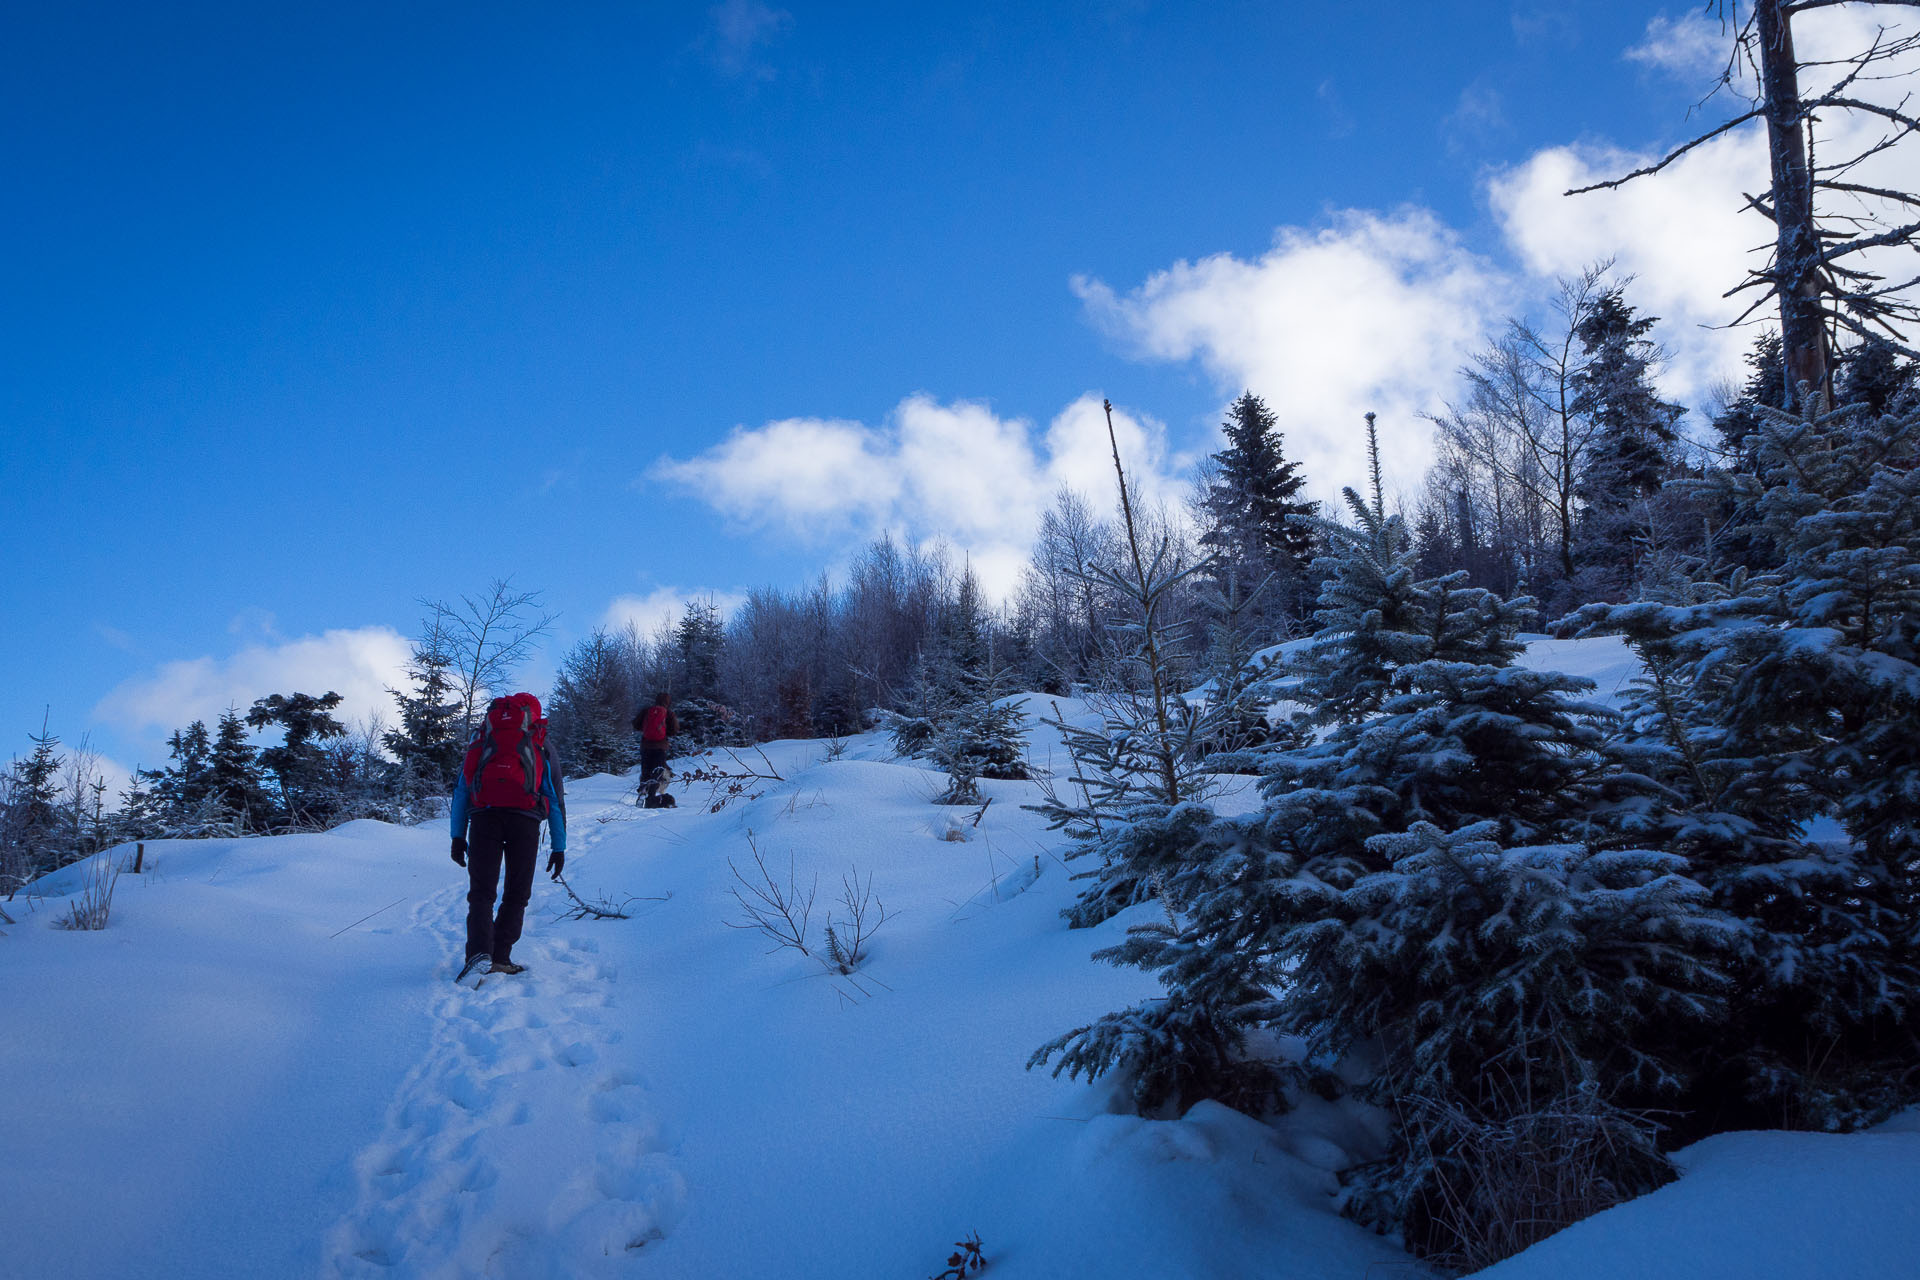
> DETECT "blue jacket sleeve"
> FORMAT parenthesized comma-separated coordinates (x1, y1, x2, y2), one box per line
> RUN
(449, 771, 472, 840)
(543, 754, 566, 852)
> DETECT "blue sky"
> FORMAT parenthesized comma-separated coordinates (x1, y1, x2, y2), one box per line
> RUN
(3, 1, 1819, 778)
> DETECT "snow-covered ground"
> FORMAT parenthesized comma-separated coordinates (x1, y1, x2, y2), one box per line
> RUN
(5, 646, 1918, 1278)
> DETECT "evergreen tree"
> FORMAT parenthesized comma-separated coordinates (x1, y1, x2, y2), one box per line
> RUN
(1569, 385, 1920, 1128)
(548, 628, 640, 779)
(1711, 331, 1786, 458)
(384, 643, 465, 798)
(156, 720, 214, 817)
(948, 561, 990, 677)
(1190, 575, 1285, 770)
(246, 692, 348, 828)
(1833, 335, 1916, 417)
(1571, 288, 1684, 599)
(206, 709, 272, 831)
(674, 600, 726, 701)
(1196, 392, 1316, 626)
(884, 650, 961, 760)
(927, 661, 1031, 804)
(1028, 399, 1220, 928)
(1034, 421, 1729, 1258)
(2, 725, 65, 894)
(115, 771, 169, 842)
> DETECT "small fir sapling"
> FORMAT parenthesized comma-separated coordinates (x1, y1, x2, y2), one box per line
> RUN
(1187, 573, 1288, 773)
(1026, 399, 1226, 927)
(885, 651, 961, 760)
(383, 642, 466, 799)
(927, 661, 1031, 805)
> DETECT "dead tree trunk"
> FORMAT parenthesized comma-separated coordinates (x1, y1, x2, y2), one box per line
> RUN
(1757, 0, 1831, 406)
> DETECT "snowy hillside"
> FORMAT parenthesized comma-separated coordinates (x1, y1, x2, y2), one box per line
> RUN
(5, 642, 1918, 1279)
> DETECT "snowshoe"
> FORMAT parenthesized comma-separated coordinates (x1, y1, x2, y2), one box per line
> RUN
(455, 954, 493, 988)
(489, 959, 526, 976)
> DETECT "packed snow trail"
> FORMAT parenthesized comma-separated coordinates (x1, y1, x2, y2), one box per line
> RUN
(323, 881, 684, 1278)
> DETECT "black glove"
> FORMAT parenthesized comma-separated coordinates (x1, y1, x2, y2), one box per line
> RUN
(451, 837, 467, 867)
(547, 849, 565, 880)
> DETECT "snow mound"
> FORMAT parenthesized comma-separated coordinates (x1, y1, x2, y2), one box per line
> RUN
(1477, 1128, 1920, 1279)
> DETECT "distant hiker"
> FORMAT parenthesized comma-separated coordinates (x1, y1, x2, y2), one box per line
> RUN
(450, 692, 567, 985)
(632, 692, 679, 807)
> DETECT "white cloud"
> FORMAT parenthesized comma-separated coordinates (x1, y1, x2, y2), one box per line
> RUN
(1487, 135, 1763, 406)
(1077, 6, 1920, 474)
(1625, 12, 1728, 80)
(95, 627, 413, 741)
(1074, 208, 1510, 501)
(604, 588, 749, 640)
(1490, 4, 1920, 407)
(653, 416, 900, 532)
(653, 393, 1187, 600)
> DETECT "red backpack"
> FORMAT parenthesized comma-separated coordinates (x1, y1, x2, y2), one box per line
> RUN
(639, 705, 669, 743)
(463, 692, 549, 813)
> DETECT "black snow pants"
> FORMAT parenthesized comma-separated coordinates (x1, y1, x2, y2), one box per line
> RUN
(465, 808, 541, 965)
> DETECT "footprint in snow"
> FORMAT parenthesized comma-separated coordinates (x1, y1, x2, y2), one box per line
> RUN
(321, 881, 684, 1276)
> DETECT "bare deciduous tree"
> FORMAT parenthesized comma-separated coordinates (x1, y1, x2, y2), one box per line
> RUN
(1429, 266, 1614, 590)
(417, 577, 557, 738)
(1573, 0, 1920, 405)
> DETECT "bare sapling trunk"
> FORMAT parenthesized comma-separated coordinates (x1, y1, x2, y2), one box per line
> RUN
(1102, 399, 1181, 805)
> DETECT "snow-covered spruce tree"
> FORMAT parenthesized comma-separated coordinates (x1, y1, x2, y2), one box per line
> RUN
(1567, 385, 1920, 1129)
(1323, 824, 1724, 1268)
(1196, 391, 1317, 627)
(207, 709, 274, 833)
(154, 720, 214, 821)
(1570, 287, 1683, 602)
(1188, 574, 1286, 772)
(1, 726, 65, 896)
(1034, 419, 1729, 1260)
(247, 692, 349, 829)
(111, 771, 169, 845)
(884, 648, 962, 761)
(384, 642, 465, 801)
(547, 627, 641, 780)
(926, 659, 1031, 805)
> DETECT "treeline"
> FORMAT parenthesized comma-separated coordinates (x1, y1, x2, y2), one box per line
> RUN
(543, 389, 1321, 773)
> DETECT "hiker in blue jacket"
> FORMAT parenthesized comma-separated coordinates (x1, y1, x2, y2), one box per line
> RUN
(449, 692, 566, 984)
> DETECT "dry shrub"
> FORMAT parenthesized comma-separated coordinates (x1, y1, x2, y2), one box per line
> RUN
(55, 854, 121, 931)
(1392, 1077, 1673, 1272)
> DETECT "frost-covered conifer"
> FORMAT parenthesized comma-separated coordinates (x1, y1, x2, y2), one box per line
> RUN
(384, 644, 465, 797)
(547, 628, 640, 780)
(1026, 399, 1221, 928)
(1036, 417, 1730, 1257)
(1324, 824, 1724, 1260)
(1189, 577, 1283, 772)
(927, 661, 1031, 805)
(884, 649, 961, 760)
(1, 727, 65, 894)
(207, 710, 273, 832)
(1568, 385, 1920, 1126)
